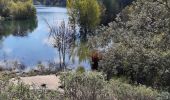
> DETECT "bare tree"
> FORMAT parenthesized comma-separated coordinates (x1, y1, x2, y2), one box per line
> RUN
(46, 20, 74, 70)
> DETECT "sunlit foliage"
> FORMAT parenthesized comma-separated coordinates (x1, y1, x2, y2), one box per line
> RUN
(0, 0, 36, 20)
(67, 0, 101, 33)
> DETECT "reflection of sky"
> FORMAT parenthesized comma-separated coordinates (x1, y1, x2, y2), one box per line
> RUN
(0, 6, 91, 70)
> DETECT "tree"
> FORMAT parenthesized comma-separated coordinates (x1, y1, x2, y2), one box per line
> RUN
(46, 20, 74, 70)
(67, 0, 101, 34)
(90, 0, 170, 91)
(0, 0, 36, 20)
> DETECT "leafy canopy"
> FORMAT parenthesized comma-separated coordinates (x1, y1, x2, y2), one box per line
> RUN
(90, 0, 170, 91)
(67, 0, 101, 31)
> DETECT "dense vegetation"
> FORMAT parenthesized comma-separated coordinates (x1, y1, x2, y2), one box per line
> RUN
(67, 0, 135, 33)
(0, 0, 36, 20)
(0, 70, 169, 100)
(89, 0, 170, 92)
(0, 0, 170, 99)
(62, 71, 170, 100)
(67, 0, 101, 33)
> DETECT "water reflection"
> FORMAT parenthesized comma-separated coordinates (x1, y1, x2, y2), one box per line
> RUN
(0, 6, 91, 70)
(0, 18, 38, 39)
(67, 30, 91, 70)
(70, 41, 90, 64)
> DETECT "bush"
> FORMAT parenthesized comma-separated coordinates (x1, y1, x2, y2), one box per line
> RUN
(108, 79, 159, 100)
(0, 0, 36, 20)
(0, 80, 62, 100)
(60, 71, 107, 100)
(89, 0, 170, 91)
(67, 0, 101, 32)
(60, 71, 168, 100)
(0, 71, 169, 100)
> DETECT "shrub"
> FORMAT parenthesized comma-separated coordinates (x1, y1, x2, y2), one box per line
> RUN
(60, 71, 107, 100)
(0, 79, 62, 100)
(0, 0, 36, 20)
(107, 79, 159, 100)
(60, 71, 168, 100)
(0, 71, 169, 100)
(67, 0, 101, 32)
(9, 0, 36, 19)
(89, 0, 170, 91)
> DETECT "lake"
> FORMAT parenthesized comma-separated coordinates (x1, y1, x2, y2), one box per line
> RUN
(0, 6, 91, 70)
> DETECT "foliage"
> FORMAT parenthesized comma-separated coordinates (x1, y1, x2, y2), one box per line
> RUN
(60, 71, 107, 100)
(60, 71, 169, 100)
(108, 79, 159, 100)
(89, 0, 170, 91)
(0, 0, 36, 20)
(0, 71, 169, 100)
(67, 0, 101, 33)
(46, 0, 134, 25)
(0, 81, 62, 100)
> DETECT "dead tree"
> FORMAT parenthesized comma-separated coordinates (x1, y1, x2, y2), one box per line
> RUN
(46, 20, 74, 70)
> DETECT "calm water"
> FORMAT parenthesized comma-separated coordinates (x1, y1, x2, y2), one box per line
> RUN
(0, 6, 90, 69)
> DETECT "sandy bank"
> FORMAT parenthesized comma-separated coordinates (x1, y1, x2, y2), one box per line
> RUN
(10, 75, 61, 90)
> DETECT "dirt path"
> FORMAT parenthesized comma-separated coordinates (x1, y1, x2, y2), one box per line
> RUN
(10, 75, 61, 90)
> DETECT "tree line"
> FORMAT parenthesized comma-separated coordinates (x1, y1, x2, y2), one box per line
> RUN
(0, 0, 36, 20)
(67, 0, 134, 34)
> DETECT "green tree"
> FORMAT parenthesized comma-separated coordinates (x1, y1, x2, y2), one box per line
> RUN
(0, 0, 36, 20)
(67, 0, 101, 34)
(90, 0, 170, 91)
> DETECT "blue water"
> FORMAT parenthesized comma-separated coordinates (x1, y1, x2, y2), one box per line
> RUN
(0, 6, 90, 69)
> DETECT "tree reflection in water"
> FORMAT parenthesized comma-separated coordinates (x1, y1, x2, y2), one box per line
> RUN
(0, 17, 38, 39)
(70, 41, 90, 65)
